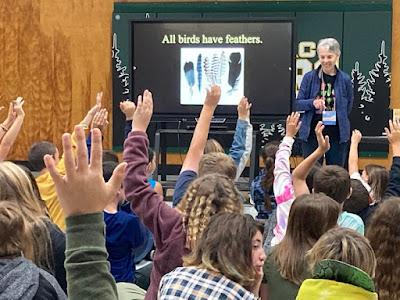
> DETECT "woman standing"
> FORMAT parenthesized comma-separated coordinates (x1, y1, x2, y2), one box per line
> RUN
(295, 38, 353, 166)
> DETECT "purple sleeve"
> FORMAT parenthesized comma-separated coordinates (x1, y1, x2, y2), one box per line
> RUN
(123, 131, 182, 249)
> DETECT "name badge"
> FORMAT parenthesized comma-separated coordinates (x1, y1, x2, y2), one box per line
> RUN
(322, 111, 336, 125)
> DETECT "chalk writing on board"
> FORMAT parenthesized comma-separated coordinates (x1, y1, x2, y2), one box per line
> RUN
(112, 33, 130, 95)
(259, 122, 285, 145)
(350, 40, 390, 136)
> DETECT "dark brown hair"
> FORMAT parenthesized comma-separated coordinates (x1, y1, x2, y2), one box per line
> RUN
(273, 193, 340, 285)
(260, 143, 279, 211)
(198, 152, 237, 180)
(313, 165, 350, 204)
(366, 197, 400, 300)
(343, 179, 370, 215)
(183, 213, 263, 290)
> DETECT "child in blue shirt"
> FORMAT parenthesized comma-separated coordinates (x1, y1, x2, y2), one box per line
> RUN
(103, 161, 145, 283)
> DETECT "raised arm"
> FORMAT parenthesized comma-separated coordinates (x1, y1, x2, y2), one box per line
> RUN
(124, 90, 181, 246)
(292, 122, 330, 196)
(0, 97, 25, 161)
(0, 103, 14, 141)
(120, 100, 135, 140)
(44, 126, 126, 300)
(272, 112, 300, 244)
(86, 108, 108, 158)
(180, 85, 221, 173)
(348, 129, 362, 176)
(273, 112, 301, 199)
(384, 120, 400, 197)
(229, 96, 253, 180)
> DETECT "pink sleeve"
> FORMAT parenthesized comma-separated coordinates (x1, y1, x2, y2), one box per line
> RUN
(272, 136, 296, 245)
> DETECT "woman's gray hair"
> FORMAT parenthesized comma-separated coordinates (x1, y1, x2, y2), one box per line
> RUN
(317, 38, 341, 56)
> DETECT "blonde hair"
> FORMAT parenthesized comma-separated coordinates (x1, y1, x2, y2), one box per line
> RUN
(0, 201, 34, 259)
(198, 152, 237, 179)
(177, 174, 243, 249)
(308, 227, 376, 278)
(183, 213, 263, 290)
(0, 162, 53, 271)
(204, 139, 224, 154)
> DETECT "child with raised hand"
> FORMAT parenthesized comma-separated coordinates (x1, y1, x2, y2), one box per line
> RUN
(30, 92, 103, 231)
(172, 94, 252, 206)
(44, 126, 126, 299)
(292, 121, 365, 235)
(120, 99, 163, 196)
(123, 87, 244, 300)
(269, 112, 301, 247)
(349, 129, 389, 203)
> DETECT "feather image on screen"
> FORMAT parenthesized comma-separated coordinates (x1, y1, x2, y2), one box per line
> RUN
(197, 54, 202, 92)
(228, 52, 242, 93)
(183, 61, 195, 96)
(180, 47, 244, 105)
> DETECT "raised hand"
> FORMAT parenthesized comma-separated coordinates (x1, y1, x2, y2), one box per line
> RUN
(385, 119, 400, 147)
(315, 121, 330, 153)
(204, 85, 221, 109)
(131, 89, 153, 133)
(120, 100, 136, 121)
(351, 129, 362, 145)
(13, 96, 25, 117)
(81, 92, 102, 127)
(237, 96, 251, 121)
(44, 126, 126, 217)
(2, 102, 16, 129)
(91, 108, 109, 132)
(285, 112, 301, 138)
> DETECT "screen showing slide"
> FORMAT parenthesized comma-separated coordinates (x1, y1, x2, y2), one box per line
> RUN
(132, 21, 293, 116)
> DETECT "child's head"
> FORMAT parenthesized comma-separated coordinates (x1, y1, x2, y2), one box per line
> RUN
(363, 164, 389, 201)
(274, 193, 340, 285)
(177, 174, 243, 249)
(343, 179, 370, 215)
(0, 201, 33, 259)
(305, 162, 322, 193)
(313, 165, 351, 204)
(0, 162, 46, 216)
(308, 227, 376, 278)
(260, 142, 279, 190)
(28, 141, 59, 172)
(198, 152, 237, 180)
(204, 139, 224, 154)
(0, 162, 52, 270)
(183, 212, 265, 290)
(366, 197, 400, 299)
